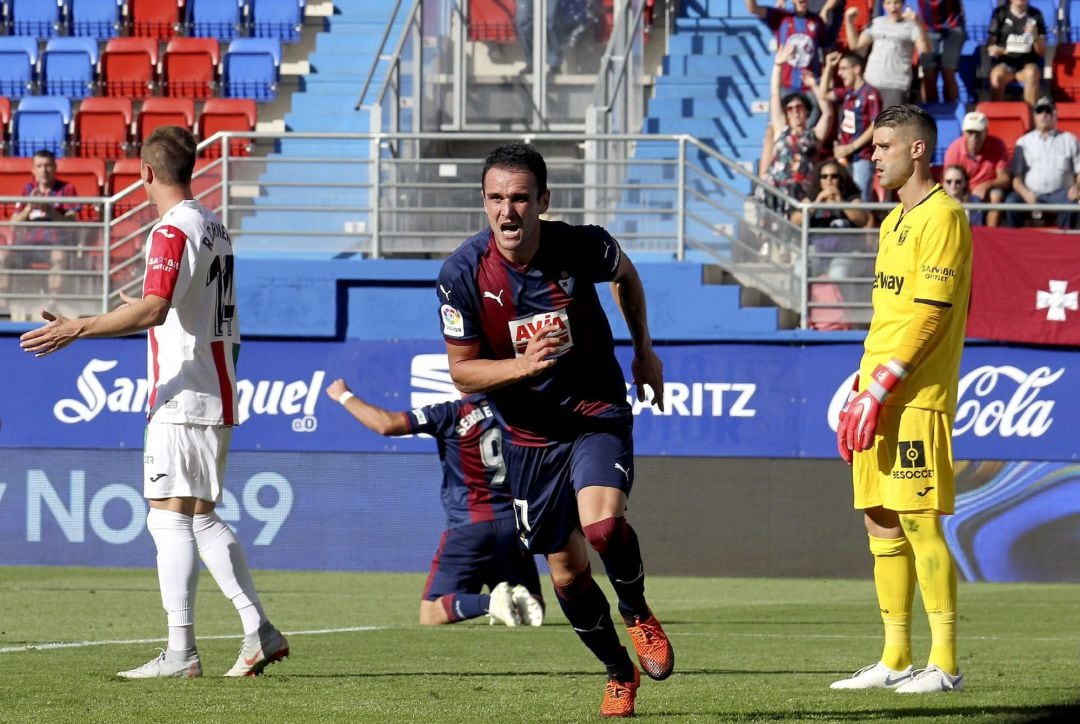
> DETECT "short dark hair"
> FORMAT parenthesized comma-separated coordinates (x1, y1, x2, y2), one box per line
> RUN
(780, 91, 811, 113)
(482, 143, 547, 196)
(33, 149, 56, 163)
(943, 164, 970, 185)
(840, 52, 864, 71)
(874, 103, 937, 155)
(141, 125, 196, 186)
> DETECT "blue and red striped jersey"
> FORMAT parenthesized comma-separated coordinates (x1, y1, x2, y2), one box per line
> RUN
(404, 394, 514, 528)
(436, 221, 632, 446)
(766, 8, 826, 93)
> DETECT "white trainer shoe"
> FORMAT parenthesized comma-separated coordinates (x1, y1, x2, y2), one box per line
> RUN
(487, 581, 521, 627)
(830, 661, 914, 690)
(510, 584, 544, 627)
(224, 623, 290, 677)
(894, 665, 964, 693)
(118, 649, 202, 679)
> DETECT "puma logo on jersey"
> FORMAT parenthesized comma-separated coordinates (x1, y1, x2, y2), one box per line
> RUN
(613, 462, 630, 480)
(159, 229, 176, 238)
(439, 284, 452, 300)
(483, 289, 505, 307)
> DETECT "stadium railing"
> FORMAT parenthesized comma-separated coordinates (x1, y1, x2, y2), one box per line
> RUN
(1, 130, 1070, 329)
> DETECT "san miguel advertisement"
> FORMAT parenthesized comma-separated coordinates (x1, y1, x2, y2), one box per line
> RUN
(0, 338, 1075, 461)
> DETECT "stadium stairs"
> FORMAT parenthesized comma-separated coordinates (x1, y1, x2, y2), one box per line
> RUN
(238, 0, 404, 249)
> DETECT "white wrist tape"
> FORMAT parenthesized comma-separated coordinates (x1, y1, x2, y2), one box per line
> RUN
(337, 391, 355, 405)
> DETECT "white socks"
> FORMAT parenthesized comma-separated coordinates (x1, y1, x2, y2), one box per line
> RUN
(145, 508, 199, 651)
(193, 511, 267, 635)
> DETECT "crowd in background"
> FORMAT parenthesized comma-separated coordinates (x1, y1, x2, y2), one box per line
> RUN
(753, 0, 1080, 231)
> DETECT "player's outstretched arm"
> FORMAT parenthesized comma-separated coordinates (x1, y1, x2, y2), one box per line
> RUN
(445, 328, 559, 394)
(325, 378, 410, 436)
(19, 294, 170, 357)
(611, 254, 665, 412)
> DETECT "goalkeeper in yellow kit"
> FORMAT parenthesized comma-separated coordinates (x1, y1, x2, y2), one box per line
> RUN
(832, 104, 972, 694)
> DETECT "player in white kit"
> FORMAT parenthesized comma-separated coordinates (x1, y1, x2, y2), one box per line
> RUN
(20, 126, 288, 678)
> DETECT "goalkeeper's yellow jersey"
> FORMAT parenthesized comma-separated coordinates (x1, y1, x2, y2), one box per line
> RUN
(859, 184, 972, 415)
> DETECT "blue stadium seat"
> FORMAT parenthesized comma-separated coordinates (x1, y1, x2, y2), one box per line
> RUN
(1068, 0, 1080, 39)
(924, 102, 963, 164)
(13, 97, 72, 157)
(0, 37, 38, 99)
(66, 0, 123, 39)
(188, 0, 246, 40)
(10, 0, 62, 37)
(42, 37, 99, 99)
(223, 38, 281, 101)
(965, 0, 996, 44)
(1029, 0, 1063, 44)
(250, 0, 304, 42)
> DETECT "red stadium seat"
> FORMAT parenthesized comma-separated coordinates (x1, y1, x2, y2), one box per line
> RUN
(101, 38, 159, 98)
(108, 157, 147, 216)
(1054, 43, 1080, 101)
(198, 98, 256, 157)
(468, 0, 517, 42)
(975, 101, 1032, 154)
(192, 157, 222, 210)
(130, 0, 183, 40)
(0, 156, 33, 219)
(56, 157, 106, 221)
(74, 97, 133, 159)
(136, 97, 196, 146)
(163, 37, 221, 99)
(1055, 102, 1080, 138)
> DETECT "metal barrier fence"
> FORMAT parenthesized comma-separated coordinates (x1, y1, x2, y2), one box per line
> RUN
(4, 132, 1075, 328)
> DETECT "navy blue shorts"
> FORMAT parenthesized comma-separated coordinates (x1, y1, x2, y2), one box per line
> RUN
(504, 429, 635, 554)
(421, 516, 541, 601)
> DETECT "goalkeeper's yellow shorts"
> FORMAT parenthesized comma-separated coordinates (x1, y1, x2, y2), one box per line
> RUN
(852, 405, 955, 514)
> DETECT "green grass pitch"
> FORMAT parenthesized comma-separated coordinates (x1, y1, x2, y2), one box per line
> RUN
(2, 567, 1079, 722)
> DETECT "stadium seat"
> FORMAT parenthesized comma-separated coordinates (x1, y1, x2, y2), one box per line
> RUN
(965, 0, 996, 44)
(67, 0, 123, 38)
(101, 37, 159, 98)
(1054, 42, 1080, 99)
(10, 0, 62, 37)
(56, 157, 106, 221)
(192, 157, 223, 210)
(250, 0, 305, 43)
(198, 98, 257, 158)
(924, 102, 963, 164)
(1055, 101, 1080, 137)
(74, 97, 133, 159)
(975, 101, 1033, 152)
(222, 38, 281, 101)
(188, 0, 245, 40)
(1029, 0, 1063, 45)
(163, 37, 221, 99)
(12, 97, 71, 157)
(108, 157, 147, 215)
(0, 157, 33, 218)
(0, 37, 38, 100)
(468, 0, 517, 42)
(129, 0, 182, 39)
(136, 98, 196, 146)
(41, 38, 99, 99)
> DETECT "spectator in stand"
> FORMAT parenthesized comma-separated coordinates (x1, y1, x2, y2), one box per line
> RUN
(917, 0, 966, 103)
(942, 165, 986, 225)
(845, 0, 932, 111)
(760, 44, 834, 210)
(746, 0, 829, 104)
(942, 111, 1009, 226)
(792, 160, 873, 276)
(820, 50, 883, 201)
(1006, 96, 1080, 228)
(987, 0, 1046, 107)
(0, 150, 80, 301)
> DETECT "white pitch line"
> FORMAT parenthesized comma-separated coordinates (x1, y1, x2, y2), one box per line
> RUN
(0, 625, 386, 655)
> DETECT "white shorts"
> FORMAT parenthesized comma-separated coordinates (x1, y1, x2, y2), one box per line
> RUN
(143, 422, 232, 502)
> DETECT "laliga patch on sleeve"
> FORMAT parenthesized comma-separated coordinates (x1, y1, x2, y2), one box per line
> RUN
(441, 304, 464, 337)
(411, 408, 428, 426)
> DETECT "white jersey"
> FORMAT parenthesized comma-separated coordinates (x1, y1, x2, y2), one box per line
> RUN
(143, 199, 239, 425)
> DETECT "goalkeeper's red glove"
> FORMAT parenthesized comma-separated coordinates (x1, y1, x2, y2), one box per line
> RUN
(844, 361, 907, 454)
(836, 375, 859, 464)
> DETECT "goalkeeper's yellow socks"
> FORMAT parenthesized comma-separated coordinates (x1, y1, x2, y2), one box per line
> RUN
(869, 534, 916, 671)
(902, 512, 959, 675)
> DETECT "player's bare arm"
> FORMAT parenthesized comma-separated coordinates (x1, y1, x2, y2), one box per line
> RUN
(445, 322, 560, 393)
(611, 254, 665, 411)
(325, 377, 410, 436)
(19, 294, 170, 357)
